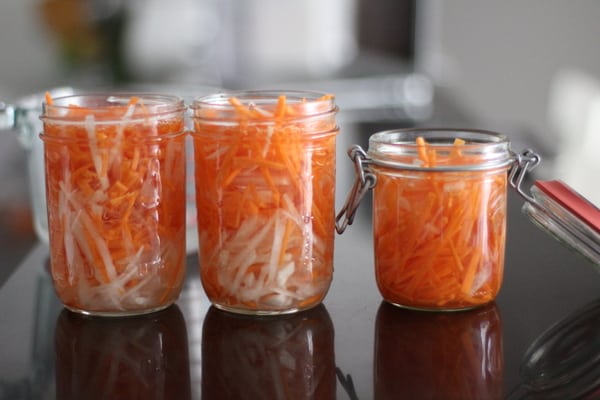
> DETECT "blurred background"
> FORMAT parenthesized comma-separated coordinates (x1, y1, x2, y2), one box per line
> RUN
(1, 0, 600, 275)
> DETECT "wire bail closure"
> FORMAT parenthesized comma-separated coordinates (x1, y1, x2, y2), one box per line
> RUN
(335, 145, 376, 234)
(336, 146, 543, 235)
(508, 149, 542, 202)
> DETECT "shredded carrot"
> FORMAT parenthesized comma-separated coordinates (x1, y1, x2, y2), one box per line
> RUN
(415, 136, 429, 166)
(45, 91, 54, 106)
(42, 94, 186, 314)
(372, 136, 507, 310)
(275, 94, 287, 118)
(192, 93, 337, 313)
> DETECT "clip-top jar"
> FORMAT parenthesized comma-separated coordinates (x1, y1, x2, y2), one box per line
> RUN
(40, 93, 187, 316)
(338, 128, 515, 311)
(191, 90, 339, 315)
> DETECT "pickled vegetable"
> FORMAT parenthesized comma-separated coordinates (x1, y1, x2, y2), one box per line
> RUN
(192, 93, 338, 313)
(42, 94, 187, 315)
(372, 137, 507, 309)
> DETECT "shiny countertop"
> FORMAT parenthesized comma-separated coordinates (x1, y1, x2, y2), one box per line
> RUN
(3, 181, 600, 399)
(1, 93, 599, 399)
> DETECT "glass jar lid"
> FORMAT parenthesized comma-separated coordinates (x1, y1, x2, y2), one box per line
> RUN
(510, 155, 600, 267)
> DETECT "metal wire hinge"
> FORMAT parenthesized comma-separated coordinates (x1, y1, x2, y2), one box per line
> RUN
(335, 145, 377, 234)
(508, 149, 542, 203)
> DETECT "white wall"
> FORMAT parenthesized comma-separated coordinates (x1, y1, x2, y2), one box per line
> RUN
(0, 0, 61, 98)
(417, 0, 600, 138)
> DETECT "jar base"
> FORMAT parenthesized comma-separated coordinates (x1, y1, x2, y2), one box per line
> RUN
(384, 299, 493, 313)
(63, 302, 174, 318)
(211, 302, 321, 316)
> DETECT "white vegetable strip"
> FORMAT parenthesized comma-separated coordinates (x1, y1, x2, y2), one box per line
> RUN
(108, 101, 136, 172)
(207, 196, 327, 307)
(85, 114, 109, 190)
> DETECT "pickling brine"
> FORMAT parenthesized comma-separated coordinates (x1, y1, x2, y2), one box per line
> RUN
(41, 93, 187, 316)
(374, 166, 507, 309)
(191, 91, 339, 315)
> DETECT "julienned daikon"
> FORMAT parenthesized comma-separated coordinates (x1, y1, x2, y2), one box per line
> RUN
(41, 93, 187, 316)
(191, 91, 339, 314)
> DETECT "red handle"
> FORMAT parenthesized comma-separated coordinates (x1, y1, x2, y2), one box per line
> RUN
(534, 180, 600, 233)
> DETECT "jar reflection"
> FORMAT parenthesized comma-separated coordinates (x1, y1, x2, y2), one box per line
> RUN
(374, 302, 504, 400)
(54, 305, 191, 400)
(202, 304, 336, 399)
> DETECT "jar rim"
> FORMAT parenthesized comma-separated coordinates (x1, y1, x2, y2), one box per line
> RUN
(367, 128, 515, 172)
(191, 89, 333, 106)
(369, 127, 510, 144)
(41, 93, 185, 123)
(190, 89, 337, 122)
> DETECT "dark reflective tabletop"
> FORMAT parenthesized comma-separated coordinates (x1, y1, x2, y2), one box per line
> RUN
(2, 98, 600, 400)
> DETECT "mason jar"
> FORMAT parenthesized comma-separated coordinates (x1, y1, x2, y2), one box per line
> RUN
(0, 87, 75, 243)
(190, 90, 339, 315)
(40, 93, 187, 316)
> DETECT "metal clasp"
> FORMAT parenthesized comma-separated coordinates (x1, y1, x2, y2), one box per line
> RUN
(508, 149, 542, 203)
(335, 145, 377, 234)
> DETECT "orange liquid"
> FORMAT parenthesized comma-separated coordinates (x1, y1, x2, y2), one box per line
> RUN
(43, 116, 186, 314)
(372, 168, 507, 310)
(193, 104, 337, 313)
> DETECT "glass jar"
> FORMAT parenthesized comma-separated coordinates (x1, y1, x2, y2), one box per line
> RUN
(201, 304, 335, 399)
(374, 301, 503, 399)
(338, 128, 515, 311)
(190, 90, 339, 315)
(1, 86, 205, 253)
(0, 87, 75, 243)
(517, 179, 600, 268)
(40, 93, 187, 316)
